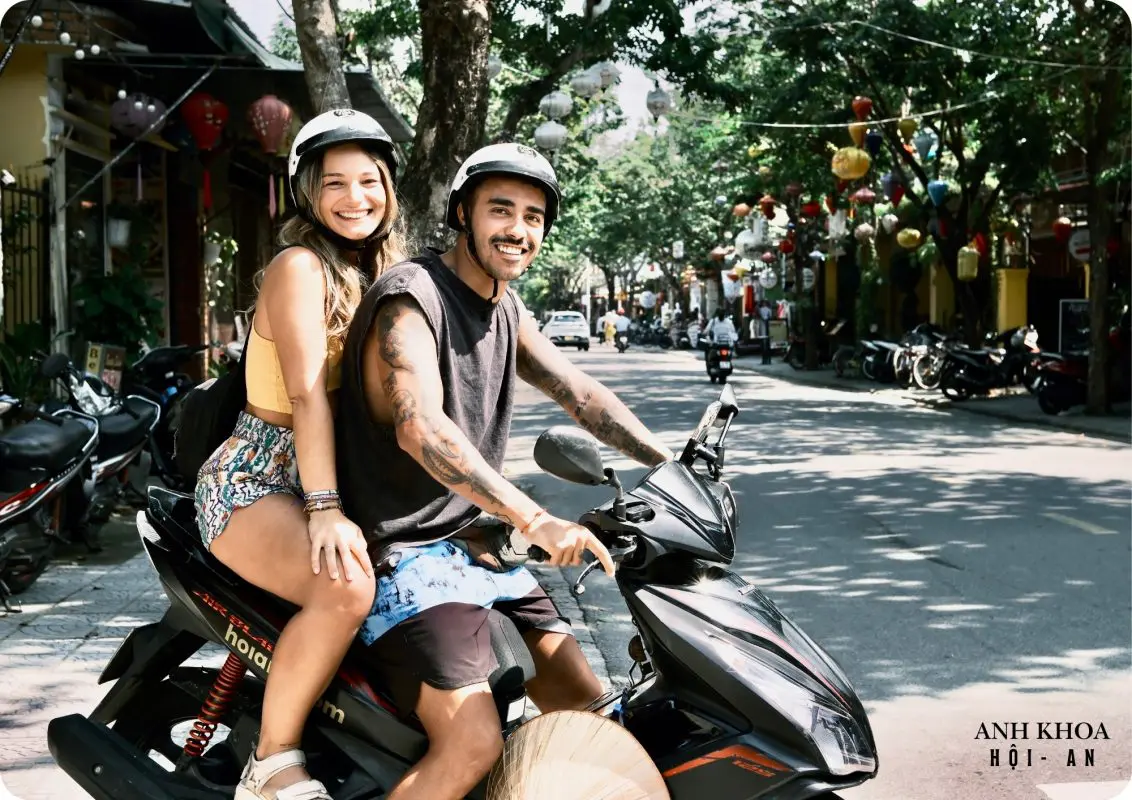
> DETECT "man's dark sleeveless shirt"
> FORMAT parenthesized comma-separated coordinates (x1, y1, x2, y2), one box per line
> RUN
(336, 250, 520, 550)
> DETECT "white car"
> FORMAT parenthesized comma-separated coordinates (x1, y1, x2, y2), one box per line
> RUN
(540, 311, 591, 351)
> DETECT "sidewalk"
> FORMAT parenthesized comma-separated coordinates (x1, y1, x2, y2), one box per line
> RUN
(739, 358, 1132, 443)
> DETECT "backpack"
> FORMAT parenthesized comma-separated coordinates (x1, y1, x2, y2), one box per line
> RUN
(172, 341, 249, 489)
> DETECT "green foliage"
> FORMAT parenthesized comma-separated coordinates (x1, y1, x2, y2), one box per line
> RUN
(72, 201, 165, 359)
(269, 17, 300, 61)
(0, 322, 54, 402)
(204, 230, 239, 317)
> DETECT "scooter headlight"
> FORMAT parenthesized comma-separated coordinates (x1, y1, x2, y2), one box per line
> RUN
(706, 634, 876, 776)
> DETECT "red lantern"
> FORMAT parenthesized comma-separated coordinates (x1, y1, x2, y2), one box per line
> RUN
(801, 199, 821, 217)
(779, 239, 795, 255)
(825, 195, 836, 214)
(938, 217, 949, 238)
(851, 96, 873, 121)
(758, 194, 776, 219)
(890, 185, 905, 206)
(973, 232, 988, 257)
(181, 92, 228, 151)
(247, 94, 294, 156)
(1053, 216, 1073, 243)
(181, 92, 229, 211)
(744, 283, 755, 315)
(835, 179, 850, 195)
(760, 251, 775, 264)
(850, 187, 876, 206)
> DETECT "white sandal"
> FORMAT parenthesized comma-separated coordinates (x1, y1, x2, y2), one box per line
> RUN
(233, 748, 332, 800)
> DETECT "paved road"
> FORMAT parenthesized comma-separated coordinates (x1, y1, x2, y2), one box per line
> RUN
(1, 342, 1128, 800)
(510, 344, 1131, 800)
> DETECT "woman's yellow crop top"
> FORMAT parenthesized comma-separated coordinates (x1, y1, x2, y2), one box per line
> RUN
(244, 325, 343, 414)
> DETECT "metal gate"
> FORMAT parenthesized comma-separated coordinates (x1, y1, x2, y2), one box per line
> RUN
(1, 173, 50, 336)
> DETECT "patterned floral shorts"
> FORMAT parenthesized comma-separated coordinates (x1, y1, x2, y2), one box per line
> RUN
(195, 412, 301, 549)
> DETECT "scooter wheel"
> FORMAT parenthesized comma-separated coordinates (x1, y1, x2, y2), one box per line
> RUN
(719, 375, 728, 384)
(709, 375, 717, 384)
(1037, 390, 1063, 416)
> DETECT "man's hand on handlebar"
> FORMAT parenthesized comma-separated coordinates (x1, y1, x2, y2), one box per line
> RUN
(525, 513, 615, 577)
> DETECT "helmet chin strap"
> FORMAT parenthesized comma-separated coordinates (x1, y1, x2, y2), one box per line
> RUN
(462, 200, 502, 313)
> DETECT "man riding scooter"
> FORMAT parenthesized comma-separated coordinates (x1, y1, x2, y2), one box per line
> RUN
(613, 308, 631, 353)
(704, 307, 737, 384)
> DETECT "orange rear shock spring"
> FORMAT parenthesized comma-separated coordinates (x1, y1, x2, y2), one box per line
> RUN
(182, 652, 247, 758)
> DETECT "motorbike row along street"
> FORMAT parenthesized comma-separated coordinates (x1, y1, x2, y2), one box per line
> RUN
(777, 308, 1131, 415)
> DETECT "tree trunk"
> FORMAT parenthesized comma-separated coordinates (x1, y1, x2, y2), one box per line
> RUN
(400, 0, 492, 247)
(293, 0, 352, 113)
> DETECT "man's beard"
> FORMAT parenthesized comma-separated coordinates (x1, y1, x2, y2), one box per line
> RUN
(472, 231, 533, 280)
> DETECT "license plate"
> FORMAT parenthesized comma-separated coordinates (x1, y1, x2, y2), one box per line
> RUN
(718, 360, 731, 369)
(564, 336, 577, 341)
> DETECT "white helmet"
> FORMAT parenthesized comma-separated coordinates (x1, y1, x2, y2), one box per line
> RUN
(287, 109, 397, 208)
(446, 143, 561, 234)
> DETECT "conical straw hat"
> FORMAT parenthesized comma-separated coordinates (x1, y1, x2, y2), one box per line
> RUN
(487, 710, 670, 800)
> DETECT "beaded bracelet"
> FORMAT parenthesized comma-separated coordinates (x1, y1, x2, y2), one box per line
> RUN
(519, 509, 549, 535)
(304, 490, 341, 515)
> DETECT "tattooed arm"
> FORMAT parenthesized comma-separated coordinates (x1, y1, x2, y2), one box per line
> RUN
(516, 312, 673, 467)
(368, 296, 543, 529)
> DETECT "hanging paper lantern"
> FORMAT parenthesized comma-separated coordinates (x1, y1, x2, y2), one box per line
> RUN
(645, 83, 673, 120)
(801, 199, 822, 218)
(779, 238, 795, 255)
(111, 93, 164, 138)
(854, 223, 875, 242)
(896, 228, 923, 249)
(758, 194, 776, 219)
(534, 120, 568, 151)
(865, 129, 884, 158)
(898, 117, 918, 141)
(735, 229, 758, 258)
(809, 249, 825, 266)
(851, 96, 873, 121)
(569, 69, 601, 98)
(733, 202, 751, 218)
(957, 243, 979, 281)
(539, 90, 573, 121)
(880, 172, 901, 201)
(759, 268, 778, 289)
(802, 267, 815, 291)
(851, 187, 876, 206)
(181, 92, 229, 152)
(1053, 216, 1073, 242)
(831, 147, 871, 180)
(758, 165, 773, 179)
(247, 94, 293, 156)
(593, 61, 620, 88)
(927, 179, 949, 207)
(973, 232, 989, 257)
(881, 213, 899, 234)
(760, 251, 776, 264)
(918, 240, 940, 265)
(848, 121, 868, 148)
(913, 130, 935, 161)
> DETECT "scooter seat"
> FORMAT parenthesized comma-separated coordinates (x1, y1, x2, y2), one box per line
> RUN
(145, 487, 537, 718)
(0, 417, 93, 473)
(95, 397, 157, 458)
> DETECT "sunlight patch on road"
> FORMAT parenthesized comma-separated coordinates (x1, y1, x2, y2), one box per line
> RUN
(1042, 512, 1118, 535)
(923, 603, 997, 612)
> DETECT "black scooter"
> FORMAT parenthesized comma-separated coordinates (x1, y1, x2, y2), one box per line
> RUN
(0, 391, 99, 603)
(48, 385, 877, 799)
(706, 335, 734, 384)
(937, 325, 1039, 401)
(615, 330, 630, 353)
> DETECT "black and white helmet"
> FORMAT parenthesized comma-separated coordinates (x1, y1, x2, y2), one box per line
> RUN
(287, 109, 397, 207)
(446, 143, 561, 234)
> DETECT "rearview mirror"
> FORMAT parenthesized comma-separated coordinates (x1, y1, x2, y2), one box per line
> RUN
(534, 426, 606, 486)
(40, 353, 71, 380)
(715, 384, 740, 426)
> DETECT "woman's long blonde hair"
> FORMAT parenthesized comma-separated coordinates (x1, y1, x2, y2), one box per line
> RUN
(262, 146, 408, 344)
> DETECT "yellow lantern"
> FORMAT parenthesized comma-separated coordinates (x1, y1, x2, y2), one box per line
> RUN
(896, 228, 923, 249)
(898, 117, 918, 142)
(831, 147, 871, 180)
(957, 243, 979, 281)
(758, 165, 772, 179)
(848, 121, 868, 148)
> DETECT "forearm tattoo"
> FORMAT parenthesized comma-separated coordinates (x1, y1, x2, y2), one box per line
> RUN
(518, 339, 663, 466)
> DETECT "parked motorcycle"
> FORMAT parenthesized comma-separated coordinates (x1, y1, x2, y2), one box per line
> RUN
(706, 334, 734, 384)
(43, 353, 161, 534)
(1036, 309, 1130, 415)
(121, 344, 206, 490)
(785, 319, 847, 371)
(937, 325, 1039, 401)
(47, 385, 878, 800)
(0, 390, 99, 603)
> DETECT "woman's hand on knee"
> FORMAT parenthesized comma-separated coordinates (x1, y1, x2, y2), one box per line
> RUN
(308, 509, 373, 581)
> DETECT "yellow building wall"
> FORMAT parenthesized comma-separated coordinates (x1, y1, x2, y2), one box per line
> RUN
(996, 268, 1030, 331)
(0, 46, 50, 170)
(930, 263, 955, 328)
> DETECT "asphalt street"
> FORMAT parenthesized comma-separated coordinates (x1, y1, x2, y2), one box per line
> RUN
(509, 343, 1132, 800)
(0, 342, 1128, 800)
